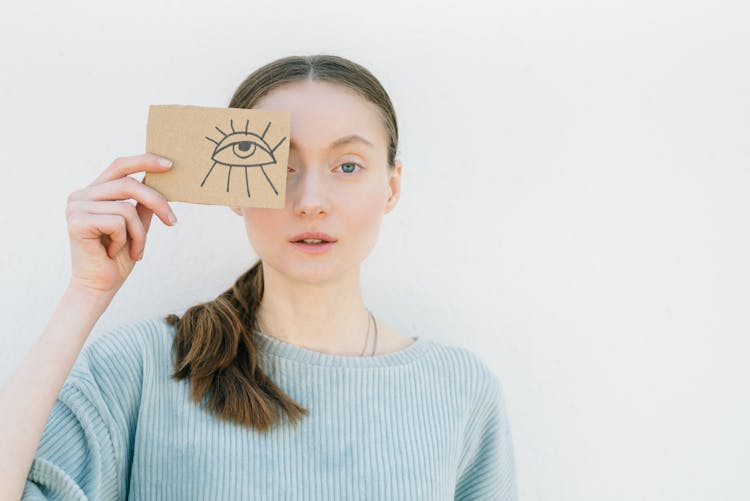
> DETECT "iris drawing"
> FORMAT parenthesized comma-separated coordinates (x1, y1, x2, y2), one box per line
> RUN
(203, 119, 287, 197)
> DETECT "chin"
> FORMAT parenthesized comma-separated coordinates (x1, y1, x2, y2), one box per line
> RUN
(288, 267, 348, 286)
(263, 256, 346, 284)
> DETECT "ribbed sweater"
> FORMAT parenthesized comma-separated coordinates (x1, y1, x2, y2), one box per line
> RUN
(22, 316, 518, 500)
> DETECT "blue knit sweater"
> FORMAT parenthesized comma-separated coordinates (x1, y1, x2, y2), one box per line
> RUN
(22, 316, 518, 500)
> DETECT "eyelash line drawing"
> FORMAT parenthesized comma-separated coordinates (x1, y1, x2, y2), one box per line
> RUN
(203, 118, 287, 198)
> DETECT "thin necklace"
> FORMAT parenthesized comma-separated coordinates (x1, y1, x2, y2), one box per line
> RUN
(360, 309, 378, 357)
(256, 308, 378, 357)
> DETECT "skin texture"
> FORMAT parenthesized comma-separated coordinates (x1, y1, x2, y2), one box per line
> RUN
(230, 79, 412, 356)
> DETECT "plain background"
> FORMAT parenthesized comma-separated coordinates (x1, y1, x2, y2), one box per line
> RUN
(1, 0, 748, 499)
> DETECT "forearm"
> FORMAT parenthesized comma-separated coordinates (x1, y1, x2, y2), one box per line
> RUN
(0, 282, 112, 501)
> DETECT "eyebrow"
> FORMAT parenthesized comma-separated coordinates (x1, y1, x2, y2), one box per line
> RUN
(289, 134, 374, 152)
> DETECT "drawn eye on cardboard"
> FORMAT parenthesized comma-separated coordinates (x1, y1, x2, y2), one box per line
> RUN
(203, 119, 287, 198)
(144, 105, 291, 208)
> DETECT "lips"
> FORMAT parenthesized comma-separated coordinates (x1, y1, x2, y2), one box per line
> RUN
(290, 239, 336, 254)
(290, 231, 337, 243)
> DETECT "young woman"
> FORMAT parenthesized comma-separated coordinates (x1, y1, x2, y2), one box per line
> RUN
(1, 54, 518, 500)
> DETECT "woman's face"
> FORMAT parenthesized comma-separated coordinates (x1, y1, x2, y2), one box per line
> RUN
(232, 79, 402, 284)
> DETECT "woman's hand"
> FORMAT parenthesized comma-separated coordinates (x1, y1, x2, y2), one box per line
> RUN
(65, 153, 178, 300)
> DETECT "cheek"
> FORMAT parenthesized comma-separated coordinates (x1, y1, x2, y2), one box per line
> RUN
(242, 208, 282, 249)
(353, 191, 384, 221)
(342, 186, 387, 238)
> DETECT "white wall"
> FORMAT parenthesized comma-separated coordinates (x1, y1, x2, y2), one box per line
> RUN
(1, 0, 748, 499)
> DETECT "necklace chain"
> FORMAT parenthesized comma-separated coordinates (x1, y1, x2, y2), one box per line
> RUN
(255, 308, 378, 357)
(359, 309, 378, 357)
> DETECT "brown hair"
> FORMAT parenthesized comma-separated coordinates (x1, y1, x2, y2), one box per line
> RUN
(164, 54, 400, 431)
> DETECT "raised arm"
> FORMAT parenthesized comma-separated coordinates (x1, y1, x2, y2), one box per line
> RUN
(0, 283, 112, 500)
(0, 153, 177, 500)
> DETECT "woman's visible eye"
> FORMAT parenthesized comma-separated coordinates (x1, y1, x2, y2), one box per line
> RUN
(335, 162, 363, 174)
(286, 162, 363, 175)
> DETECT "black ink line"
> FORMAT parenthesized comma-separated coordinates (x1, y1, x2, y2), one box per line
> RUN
(271, 136, 287, 154)
(259, 166, 279, 195)
(201, 161, 217, 187)
(203, 120, 284, 198)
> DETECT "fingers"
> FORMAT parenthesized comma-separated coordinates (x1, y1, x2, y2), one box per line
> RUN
(67, 200, 148, 260)
(135, 175, 156, 234)
(67, 212, 129, 259)
(135, 200, 154, 236)
(99, 214, 128, 259)
(89, 153, 173, 186)
(69, 176, 176, 228)
(66, 153, 177, 264)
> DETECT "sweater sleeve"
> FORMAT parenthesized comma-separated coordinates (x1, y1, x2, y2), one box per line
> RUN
(21, 324, 147, 500)
(454, 369, 519, 501)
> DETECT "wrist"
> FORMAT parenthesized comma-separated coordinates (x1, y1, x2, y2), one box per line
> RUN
(64, 280, 117, 312)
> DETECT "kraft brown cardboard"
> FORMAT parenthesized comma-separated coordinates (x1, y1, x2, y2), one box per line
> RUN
(144, 104, 290, 208)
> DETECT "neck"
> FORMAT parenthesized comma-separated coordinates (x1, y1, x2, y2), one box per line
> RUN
(255, 262, 372, 356)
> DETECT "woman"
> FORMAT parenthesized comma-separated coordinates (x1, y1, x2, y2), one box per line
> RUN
(1, 54, 518, 500)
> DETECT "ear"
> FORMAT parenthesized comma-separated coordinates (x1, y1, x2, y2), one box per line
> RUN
(229, 206, 242, 217)
(384, 159, 402, 214)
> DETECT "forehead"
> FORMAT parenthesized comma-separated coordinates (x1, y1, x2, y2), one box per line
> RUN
(251, 80, 387, 153)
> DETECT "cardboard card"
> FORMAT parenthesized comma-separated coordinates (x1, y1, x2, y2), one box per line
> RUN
(144, 104, 290, 208)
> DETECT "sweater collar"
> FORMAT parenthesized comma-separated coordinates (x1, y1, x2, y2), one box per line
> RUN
(250, 329, 433, 368)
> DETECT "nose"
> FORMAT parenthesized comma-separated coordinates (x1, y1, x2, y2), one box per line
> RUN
(290, 165, 331, 217)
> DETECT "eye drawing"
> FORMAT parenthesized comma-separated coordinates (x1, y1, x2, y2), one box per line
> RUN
(203, 119, 287, 198)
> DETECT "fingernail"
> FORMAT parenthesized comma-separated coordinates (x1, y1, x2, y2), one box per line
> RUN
(168, 212, 177, 224)
(158, 157, 173, 167)
(138, 250, 144, 260)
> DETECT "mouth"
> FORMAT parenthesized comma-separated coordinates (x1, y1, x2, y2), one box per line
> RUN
(289, 232, 338, 244)
(290, 239, 337, 254)
(293, 238, 331, 244)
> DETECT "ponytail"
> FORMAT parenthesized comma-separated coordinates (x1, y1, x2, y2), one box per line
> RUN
(165, 260, 308, 431)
